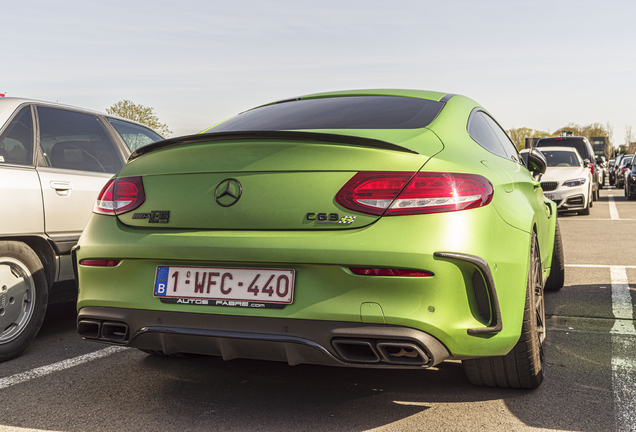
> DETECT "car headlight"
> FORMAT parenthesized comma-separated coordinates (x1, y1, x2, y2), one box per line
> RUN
(563, 178, 587, 187)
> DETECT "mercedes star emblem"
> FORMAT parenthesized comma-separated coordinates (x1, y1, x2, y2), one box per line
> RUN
(214, 178, 242, 207)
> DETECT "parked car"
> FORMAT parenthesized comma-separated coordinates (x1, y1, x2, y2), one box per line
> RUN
(624, 155, 636, 200)
(521, 146, 593, 215)
(536, 136, 599, 200)
(608, 159, 616, 186)
(596, 156, 607, 188)
(615, 155, 633, 189)
(0, 97, 164, 361)
(75, 89, 563, 389)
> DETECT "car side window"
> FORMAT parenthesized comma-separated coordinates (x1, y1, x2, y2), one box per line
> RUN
(467, 111, 507, 158)
(107, 118, 163, 152)
(482, 113, 521, 163)
(37, 107, 124, 173)
(0, 106, 34, 166)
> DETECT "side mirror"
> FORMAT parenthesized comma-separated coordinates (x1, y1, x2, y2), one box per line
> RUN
(583, 159, 591, 168)
(527, 147, 547, 180)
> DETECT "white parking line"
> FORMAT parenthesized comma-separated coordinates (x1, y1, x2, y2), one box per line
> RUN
(565, 264, 636, 431)
(608, 195, 620, 220)
(0, 346, 127, 390)
(609, 266, 636, 431)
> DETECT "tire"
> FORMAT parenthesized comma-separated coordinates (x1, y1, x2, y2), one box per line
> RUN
(462, 232, 545, 388)
(592, 187, 598, 201)
(545, 221, 565, 291)
(0, 241, 48, 362)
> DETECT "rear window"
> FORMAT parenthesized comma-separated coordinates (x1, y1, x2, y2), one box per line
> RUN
(208, 96, 444, 132)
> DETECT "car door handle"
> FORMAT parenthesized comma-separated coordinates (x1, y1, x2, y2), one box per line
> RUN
(50, 181, 72, 196)
(50, 181, 71, 191)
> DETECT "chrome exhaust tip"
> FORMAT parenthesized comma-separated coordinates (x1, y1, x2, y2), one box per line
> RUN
(376, 341, 429, 365)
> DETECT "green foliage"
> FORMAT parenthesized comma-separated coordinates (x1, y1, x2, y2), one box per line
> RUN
(506, 127, 552, 151)
(106, 100, 172, 138)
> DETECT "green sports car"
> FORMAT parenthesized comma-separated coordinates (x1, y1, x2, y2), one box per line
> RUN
(74, 89, 564, 389)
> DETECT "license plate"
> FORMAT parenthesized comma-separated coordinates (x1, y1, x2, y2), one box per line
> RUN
(154, 266, 295, 304)
(544, 193, 554, 200)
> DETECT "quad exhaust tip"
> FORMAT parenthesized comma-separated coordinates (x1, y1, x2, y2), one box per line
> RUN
(332, 338, 429, 366)
(78, 319, 129, 343)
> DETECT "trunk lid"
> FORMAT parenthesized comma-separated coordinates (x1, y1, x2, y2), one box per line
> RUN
(116, 132, 442, 230)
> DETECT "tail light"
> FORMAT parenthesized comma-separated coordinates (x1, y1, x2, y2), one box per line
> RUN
(336, 172, 493, 216)
(80, 260, 121, 267)
(93, 176, 145, 216)
(351, 268, 433, 277)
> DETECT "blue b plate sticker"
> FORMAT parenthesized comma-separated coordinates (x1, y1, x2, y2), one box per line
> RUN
(154, 266, 170, 296)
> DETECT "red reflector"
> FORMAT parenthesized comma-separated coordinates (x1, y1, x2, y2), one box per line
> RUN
(350, 268, 433, 277)
(336, 172, 493, 216)
(93, 176, 145, 216)
(80, 260, 121, 267)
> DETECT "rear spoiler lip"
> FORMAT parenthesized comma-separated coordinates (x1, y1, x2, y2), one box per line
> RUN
(128, 130, 420, 162)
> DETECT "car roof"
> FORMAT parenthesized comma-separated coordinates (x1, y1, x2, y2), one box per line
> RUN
(247, 89, 455, 112)
(534, 146, 581, 153)
(537, 136, 588, 140)
(0, 97, 155, 132)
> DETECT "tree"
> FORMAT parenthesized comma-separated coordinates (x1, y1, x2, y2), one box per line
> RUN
(106, 100, 172, 138)
(507, 127, 552, 151)
(625, 125, 636, 154)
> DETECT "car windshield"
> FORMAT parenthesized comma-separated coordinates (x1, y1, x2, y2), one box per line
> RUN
(541, 150, 581, 167)
(207, 96, 445, 132)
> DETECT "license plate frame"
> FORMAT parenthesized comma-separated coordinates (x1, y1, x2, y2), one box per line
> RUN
(153, 265, 295, 305)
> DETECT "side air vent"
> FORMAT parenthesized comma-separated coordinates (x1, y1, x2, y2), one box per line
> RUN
(472, 270, 491, 323)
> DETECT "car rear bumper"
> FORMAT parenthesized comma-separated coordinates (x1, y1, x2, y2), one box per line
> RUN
(76, 209, 532, 358)
(77, 307, 451, 368)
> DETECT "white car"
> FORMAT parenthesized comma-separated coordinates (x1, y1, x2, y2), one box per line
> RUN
(0, 97, 164, 361)
(521, 146, 593, 215)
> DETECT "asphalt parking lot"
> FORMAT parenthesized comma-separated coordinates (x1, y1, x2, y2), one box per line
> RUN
(0, 186, 634, 432)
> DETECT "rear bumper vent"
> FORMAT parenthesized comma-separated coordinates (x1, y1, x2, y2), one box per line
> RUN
(472, 270, 491, 323)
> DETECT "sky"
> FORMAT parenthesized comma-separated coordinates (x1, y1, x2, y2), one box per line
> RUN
(3, 0, 636, 146)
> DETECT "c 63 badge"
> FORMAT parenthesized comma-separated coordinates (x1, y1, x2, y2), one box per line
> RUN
(306, 213, 356, 224)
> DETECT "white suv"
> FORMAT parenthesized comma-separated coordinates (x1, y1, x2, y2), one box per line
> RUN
(0, 98, 163, 361)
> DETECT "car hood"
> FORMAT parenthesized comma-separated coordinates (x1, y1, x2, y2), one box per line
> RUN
(541, 166, 589, 182)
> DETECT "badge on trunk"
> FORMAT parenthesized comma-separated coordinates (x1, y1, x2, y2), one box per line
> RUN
(215, 178, 242, 207)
